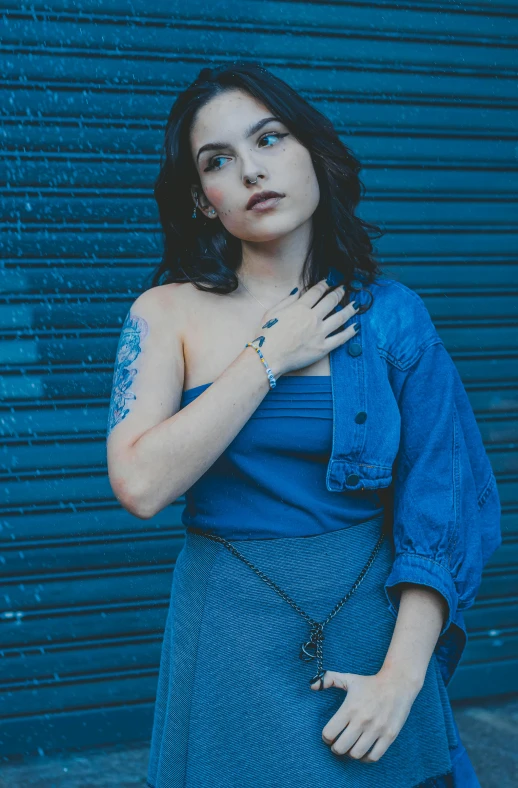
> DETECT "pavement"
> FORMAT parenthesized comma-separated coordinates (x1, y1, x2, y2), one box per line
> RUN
(1, 696, 517, 787)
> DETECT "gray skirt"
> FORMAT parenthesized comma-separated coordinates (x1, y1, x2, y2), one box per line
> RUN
(147, 512, 458, 788)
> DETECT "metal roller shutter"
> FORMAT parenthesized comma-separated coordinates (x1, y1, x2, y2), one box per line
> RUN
(1, 0, 516, 759)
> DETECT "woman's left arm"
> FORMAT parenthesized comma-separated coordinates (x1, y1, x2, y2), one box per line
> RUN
(312, 582, 447, 763)
(381, 581, 448, 687)
(314, 309, 502, 764)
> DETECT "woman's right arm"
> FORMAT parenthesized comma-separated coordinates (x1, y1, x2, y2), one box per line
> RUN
(106, 284, 281, 519)
(106, 280, 358, 519)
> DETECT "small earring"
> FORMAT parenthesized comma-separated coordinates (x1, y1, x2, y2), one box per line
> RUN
(191, 205, 197, 219)
(209, 209, 216, 216)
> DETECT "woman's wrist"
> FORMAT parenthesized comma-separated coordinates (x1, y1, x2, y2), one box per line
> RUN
(378, 659, 425, 695)
(244, 341, 286, 383)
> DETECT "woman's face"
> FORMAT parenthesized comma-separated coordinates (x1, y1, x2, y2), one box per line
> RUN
(189, 89, 320, 242)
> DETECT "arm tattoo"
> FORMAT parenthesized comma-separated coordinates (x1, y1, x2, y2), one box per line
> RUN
(107, 311, 149, 437)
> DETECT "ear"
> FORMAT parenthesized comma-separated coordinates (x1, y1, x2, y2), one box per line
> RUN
(190, 184, 217, 219)
(190, 184, 199, 210)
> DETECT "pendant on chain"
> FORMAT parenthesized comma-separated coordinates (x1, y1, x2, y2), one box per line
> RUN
(299, 623, 326, 689)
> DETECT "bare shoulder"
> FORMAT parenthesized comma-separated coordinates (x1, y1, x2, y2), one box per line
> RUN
(130, 281, 194, 330)
(125, 282, 212, 356)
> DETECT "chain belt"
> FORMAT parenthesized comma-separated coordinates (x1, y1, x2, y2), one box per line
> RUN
(186, 522, 386, 690)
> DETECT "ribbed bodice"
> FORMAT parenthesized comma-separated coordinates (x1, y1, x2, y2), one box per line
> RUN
(179, 376, 384, 540)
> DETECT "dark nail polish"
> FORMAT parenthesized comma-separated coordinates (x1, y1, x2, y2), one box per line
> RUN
(290, 287, 298, 295)
(354, 323, 361, 332)
(351, 300, 359, 310)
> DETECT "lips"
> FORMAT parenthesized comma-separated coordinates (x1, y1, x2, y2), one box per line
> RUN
(246, 190, 284, 210)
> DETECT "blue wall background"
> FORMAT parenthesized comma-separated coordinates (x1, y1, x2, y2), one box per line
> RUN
(1, 0, 517, 759)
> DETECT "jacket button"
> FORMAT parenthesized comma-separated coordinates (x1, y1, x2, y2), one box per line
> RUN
(355, 411, 368, 424)
(346, 473, 360, 486)
(348, 342, 362, 357)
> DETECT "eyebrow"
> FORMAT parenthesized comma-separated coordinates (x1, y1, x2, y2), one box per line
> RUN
(196, 116, 282, 163)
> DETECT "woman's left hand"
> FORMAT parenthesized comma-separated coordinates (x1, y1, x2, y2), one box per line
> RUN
(312, 668, 422, 763)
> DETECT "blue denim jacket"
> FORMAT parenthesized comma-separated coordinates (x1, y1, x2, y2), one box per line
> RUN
(325, 265, 502, 686)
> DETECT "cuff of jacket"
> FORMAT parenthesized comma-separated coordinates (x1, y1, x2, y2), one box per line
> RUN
(384, 553, 458, 638)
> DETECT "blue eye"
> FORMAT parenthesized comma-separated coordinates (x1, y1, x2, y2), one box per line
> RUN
(259, 132, 287, 147)
(204, 131, 289, 171)
(204, 155, 228, 172)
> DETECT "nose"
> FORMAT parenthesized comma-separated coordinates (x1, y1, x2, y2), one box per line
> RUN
(240, 147, 266, 186)
(244, 172, 264, 186)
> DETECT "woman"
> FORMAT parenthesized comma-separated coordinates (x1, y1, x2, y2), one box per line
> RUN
(106, 62, 501, 787)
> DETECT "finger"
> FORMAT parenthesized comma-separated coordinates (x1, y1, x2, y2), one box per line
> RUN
(320, 672, 353, 745)
(347, 731, 379, 761)
(359, 734, 395, 763)
(329, 724, 363, 757)
(324, 321, 360, 351)
(312, 284, 347, 319)
(298, 278, 336, 309)
(309, 675, 323, 690)
(322, 299, 360, 335)
(277, 284, 303, 305)
(317, 670, 349, 691)
(262, 283, 303, 317)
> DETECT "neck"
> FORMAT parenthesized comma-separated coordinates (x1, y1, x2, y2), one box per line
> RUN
(238, 217, 313, 296)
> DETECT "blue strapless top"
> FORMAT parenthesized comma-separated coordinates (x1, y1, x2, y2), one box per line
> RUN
(179, 376, 384, 540)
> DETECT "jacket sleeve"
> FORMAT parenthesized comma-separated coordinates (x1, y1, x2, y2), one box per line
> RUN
(383, 338, 502, 647)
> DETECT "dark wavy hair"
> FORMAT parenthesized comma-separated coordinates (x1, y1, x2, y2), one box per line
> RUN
(149, 61, 385, 306)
